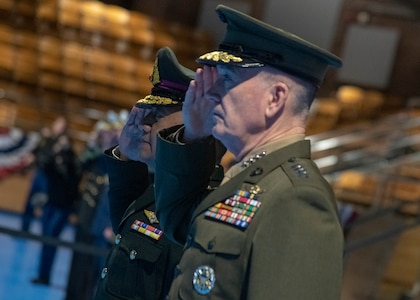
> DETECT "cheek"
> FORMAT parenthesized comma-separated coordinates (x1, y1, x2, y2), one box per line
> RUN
(224, 96, 252, 123)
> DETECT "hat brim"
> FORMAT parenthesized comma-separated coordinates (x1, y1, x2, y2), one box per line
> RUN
(135, 95, 181, 108)
(196, 51, 265, 68)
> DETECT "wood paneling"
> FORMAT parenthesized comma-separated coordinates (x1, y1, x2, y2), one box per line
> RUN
(0, 0, 214, 150)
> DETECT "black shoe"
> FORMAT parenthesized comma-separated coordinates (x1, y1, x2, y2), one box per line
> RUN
(31, 277, 49, 285)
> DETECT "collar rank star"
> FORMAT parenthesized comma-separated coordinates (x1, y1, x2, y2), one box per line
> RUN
(241, 151, 266, 168)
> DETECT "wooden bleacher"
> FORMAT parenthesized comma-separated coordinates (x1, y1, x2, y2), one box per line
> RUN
(308, 108, 420, 256)
(0, 0, 216, 213)
(0, 0, 215, 153)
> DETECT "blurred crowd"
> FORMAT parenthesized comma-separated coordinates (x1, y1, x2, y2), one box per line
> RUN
(0, 96, 128, 300)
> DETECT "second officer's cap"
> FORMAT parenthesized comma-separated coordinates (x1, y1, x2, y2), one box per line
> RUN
(136, 47, 195, 108)
(197, 5, 342, 86)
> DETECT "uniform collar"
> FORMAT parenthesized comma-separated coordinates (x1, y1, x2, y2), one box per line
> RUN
(222, 134, 305, 184)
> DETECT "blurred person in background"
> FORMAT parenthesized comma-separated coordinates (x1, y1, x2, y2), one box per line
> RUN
(20, 125, 51, 232)
(65, 110, 127, 300)
(31, 116, 82, 286)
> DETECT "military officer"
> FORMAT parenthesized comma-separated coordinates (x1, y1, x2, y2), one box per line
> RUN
(94, 47, 195, 300)
(154, 5, 344, 299)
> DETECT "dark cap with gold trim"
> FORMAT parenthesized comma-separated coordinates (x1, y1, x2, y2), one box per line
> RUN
(135, 47, 195, 108)
(196, 5, 342, 86)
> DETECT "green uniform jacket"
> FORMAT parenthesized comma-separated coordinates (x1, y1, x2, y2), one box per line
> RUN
(155, 128, 344, 299)
(94, 149, 183, 300)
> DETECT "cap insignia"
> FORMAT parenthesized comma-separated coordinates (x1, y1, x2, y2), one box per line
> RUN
(149, 58, 160, 85)
(199, 51, 243, 63)
(144, 209, 159, 224)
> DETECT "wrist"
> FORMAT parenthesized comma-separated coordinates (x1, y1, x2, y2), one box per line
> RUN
(182, 127, 209, 143)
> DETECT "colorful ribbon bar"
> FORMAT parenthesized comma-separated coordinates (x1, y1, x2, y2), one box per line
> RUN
(131, 219, 163, 240)
(205, 189, 261, 229)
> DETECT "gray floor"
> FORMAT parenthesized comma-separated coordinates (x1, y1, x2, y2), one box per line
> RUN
(0, 208, 418, 300)
(0, 211, 74, 300)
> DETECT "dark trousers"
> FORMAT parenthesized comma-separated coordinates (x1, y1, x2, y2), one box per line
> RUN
(65, 227, 99, 300)
(37, 202, 71, 282)
(21, 169, 48, 231)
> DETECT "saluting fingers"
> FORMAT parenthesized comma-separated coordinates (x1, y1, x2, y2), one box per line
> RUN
(203, 65, 217, 92)
(126, 106, 138, 125)
(194, 68, 204, 103)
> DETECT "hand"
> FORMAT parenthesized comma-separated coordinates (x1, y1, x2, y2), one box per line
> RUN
(103, 227, 116, 244)
(182, 66, 218, 142)
(118, 106, 147, 161)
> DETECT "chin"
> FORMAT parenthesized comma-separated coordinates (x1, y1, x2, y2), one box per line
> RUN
(212, 127, 224, 142)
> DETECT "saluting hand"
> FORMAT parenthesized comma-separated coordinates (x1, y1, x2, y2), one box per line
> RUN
(118, 106, 146, 161)
(182, 65, 217, 142)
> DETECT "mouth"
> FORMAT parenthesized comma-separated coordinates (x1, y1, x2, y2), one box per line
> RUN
(139, 139, 151, 145)
(213, 111, 223, 119)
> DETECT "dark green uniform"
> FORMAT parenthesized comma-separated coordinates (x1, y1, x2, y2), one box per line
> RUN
(155, 128, 344, 299)
(94, 150, 183, 300)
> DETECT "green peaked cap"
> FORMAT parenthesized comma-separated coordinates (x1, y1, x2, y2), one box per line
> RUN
(136, 47, 195, 108)
(196, 5, 342, 86)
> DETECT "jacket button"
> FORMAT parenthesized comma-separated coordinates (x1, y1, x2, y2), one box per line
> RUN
(174, 265, 181, 277)
(130, 250, 138, 260)
(115, 234, 122, 245)
(207, 240, 215, 250)
(186, 235, 192, 247)
(101, 267, 108, 279)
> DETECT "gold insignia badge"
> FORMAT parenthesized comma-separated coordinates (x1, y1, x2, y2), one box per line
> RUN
(248, 185, 262, 195)
(149, 57, 160, 85)
(199, 51, 243, 63)
(144, 209, 159, 224)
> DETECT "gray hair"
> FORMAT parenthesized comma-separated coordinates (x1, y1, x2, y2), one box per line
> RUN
(260, 67, 317, 120)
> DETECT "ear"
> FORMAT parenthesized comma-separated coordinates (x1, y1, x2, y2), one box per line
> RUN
(265, 82, 288, 118)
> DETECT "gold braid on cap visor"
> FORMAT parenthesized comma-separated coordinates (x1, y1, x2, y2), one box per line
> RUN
(136, 95, 179, 106)
(199, 51, 243, 63)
